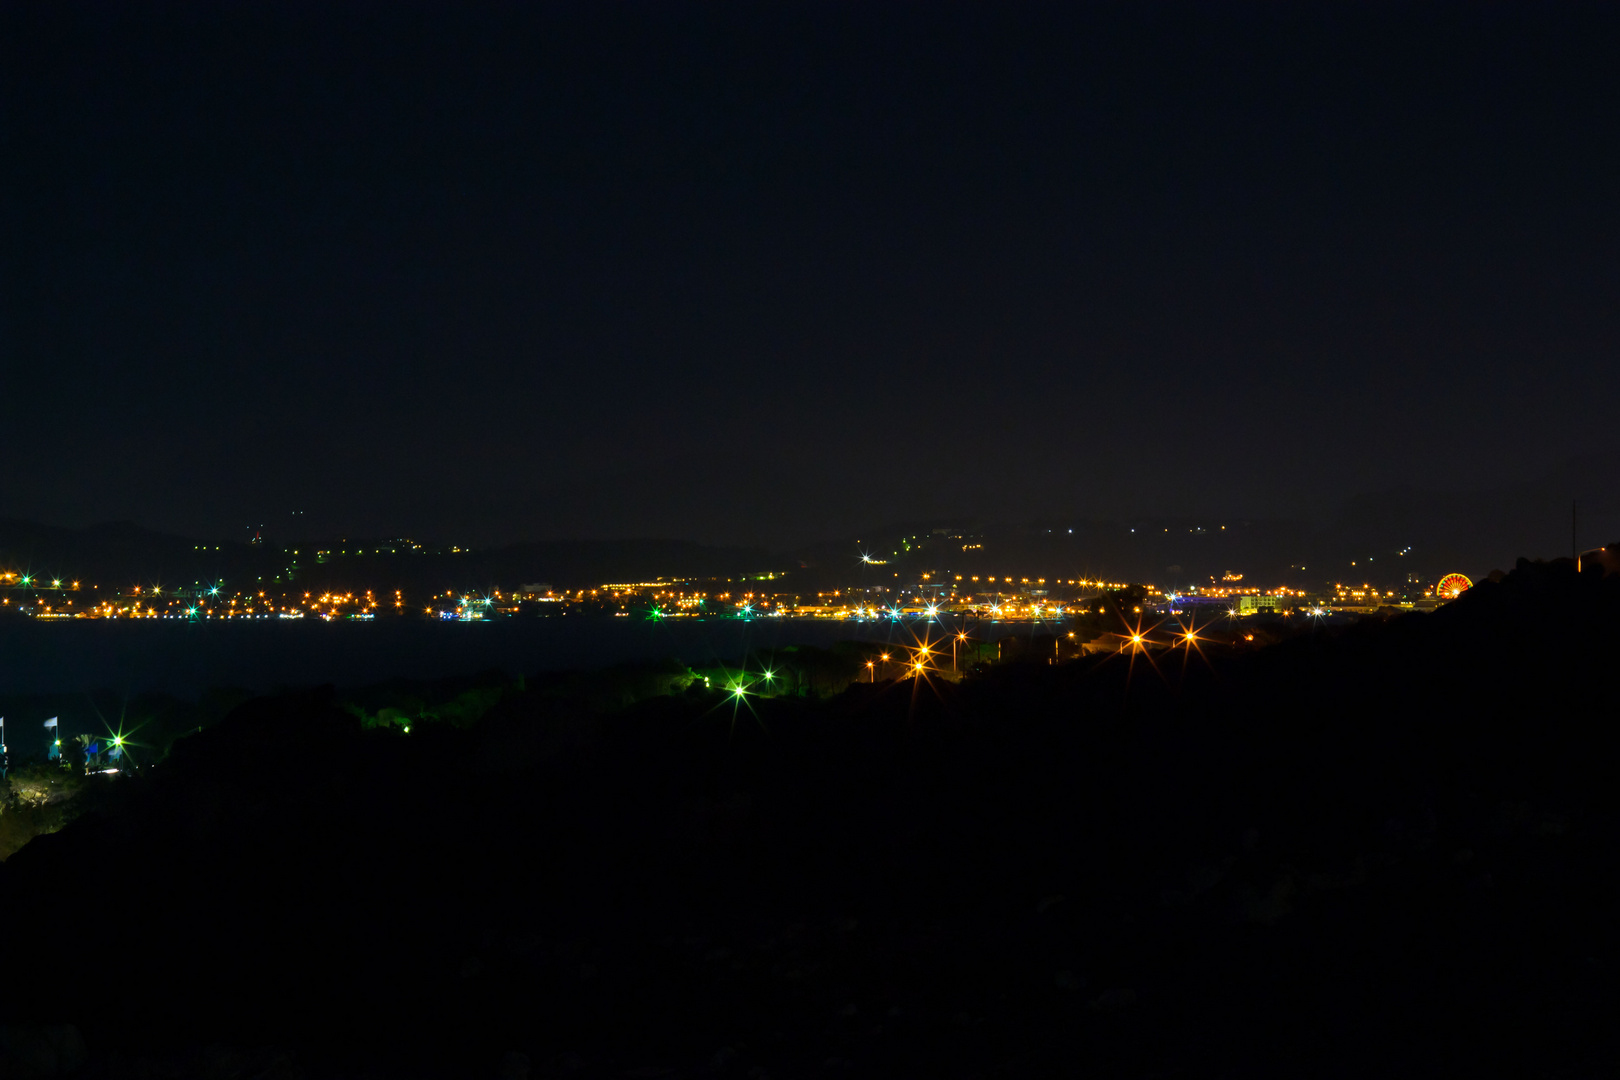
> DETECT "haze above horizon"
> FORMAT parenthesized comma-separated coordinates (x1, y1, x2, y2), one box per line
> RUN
(4, 4, 1617, 548)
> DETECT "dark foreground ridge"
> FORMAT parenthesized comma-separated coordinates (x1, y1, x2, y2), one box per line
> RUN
(2, 557, 1618, 1078)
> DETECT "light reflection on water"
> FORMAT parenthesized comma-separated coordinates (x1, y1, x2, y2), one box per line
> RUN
(0, 616, 1007, 696)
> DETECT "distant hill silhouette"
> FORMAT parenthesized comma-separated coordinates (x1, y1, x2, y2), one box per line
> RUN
(6, 454, 1617, 597)
(341, 537, 781, 591)
(0, 518, 780, 593)
(0, 518, 218, 587)
(788, 456, 1620, 588)
(1329, 452, 1620, 576)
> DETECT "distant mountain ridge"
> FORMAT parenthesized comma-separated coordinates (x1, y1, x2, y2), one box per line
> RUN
(0, 519, 781, 592)
(0, 519, 207, 586)
(1330, 453, 1619, 574)
(4, 454, 1615, 594)
(785, 458, 1620, 589)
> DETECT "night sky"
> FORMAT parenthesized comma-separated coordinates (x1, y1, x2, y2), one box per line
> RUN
(5, 3, 1618, 548)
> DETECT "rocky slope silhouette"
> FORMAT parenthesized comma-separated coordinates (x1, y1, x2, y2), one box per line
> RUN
(1, 556, 1617, 1078)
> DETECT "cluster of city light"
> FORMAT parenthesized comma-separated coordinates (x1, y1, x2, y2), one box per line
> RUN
(948, 575, 1138, 590)
(4, 529, 1477, 630)
(18, 552, 1155, 625)
(1178, 585, 1306, 598)
(0, 572, 83, 589)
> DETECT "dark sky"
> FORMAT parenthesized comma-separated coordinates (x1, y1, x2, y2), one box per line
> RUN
(5, 2, 1617, 548)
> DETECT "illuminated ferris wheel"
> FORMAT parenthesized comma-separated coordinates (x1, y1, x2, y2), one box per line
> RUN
(1436, 573, 1472, 600)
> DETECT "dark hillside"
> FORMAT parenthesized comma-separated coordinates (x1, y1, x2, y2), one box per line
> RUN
(1, 558, 1617, 1077)
(0, 517, 781, 595)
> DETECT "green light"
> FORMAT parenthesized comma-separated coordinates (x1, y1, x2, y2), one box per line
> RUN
(763, 669, 775, 681)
